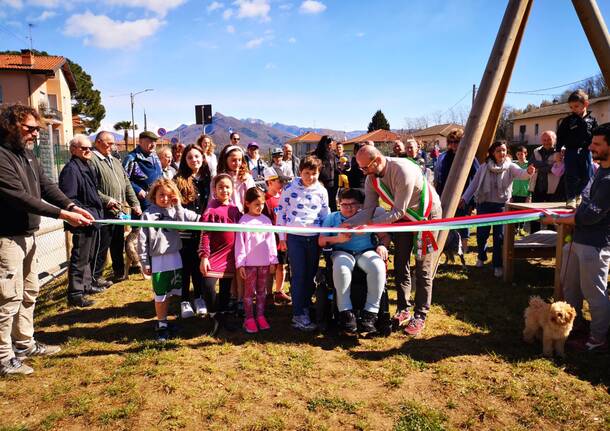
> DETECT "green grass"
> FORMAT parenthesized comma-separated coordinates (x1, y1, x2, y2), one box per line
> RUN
(0, 238, 608, 430)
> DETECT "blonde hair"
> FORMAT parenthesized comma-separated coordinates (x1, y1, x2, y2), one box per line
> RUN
(147, 178, 181, 206)
(156, 146, 172, 157)
(196, 134, 216, 156)
(447, 128, 464, 141)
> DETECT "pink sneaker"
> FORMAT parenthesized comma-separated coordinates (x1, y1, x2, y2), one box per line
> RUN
(256, 315, 271, 330)
(243, 317, 258, 333)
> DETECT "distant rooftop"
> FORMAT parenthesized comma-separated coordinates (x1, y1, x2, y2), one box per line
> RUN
(344, 129, 400, 144)
(511, 96, 610, 121)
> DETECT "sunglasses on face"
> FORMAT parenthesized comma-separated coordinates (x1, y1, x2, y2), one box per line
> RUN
(79, 146, 93, 151)
(22, 124, 41, 133)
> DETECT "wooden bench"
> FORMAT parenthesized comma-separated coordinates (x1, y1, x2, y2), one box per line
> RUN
(502, 202, 571, 299)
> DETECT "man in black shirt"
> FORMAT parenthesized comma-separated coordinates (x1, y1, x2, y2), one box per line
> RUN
(0, 105, 93, 376)
(544, 122, 610, 353)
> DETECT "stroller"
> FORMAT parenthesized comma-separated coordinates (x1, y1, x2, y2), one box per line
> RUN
(314, 248, 392, 337)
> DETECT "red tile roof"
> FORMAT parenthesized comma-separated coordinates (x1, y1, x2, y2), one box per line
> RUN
(285, 131, 323, 144)
(0, 54, 77, 92)
(0, 54, 65, 71)
(344, 129, 399, 144)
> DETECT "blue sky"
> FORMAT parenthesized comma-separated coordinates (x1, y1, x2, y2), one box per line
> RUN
(1, 0, 608, 133)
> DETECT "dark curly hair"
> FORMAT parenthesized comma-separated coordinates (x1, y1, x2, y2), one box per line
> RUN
(0, 104, 41, 150)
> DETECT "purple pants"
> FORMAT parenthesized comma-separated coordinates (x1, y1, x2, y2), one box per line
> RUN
(244, 266, 270, 319)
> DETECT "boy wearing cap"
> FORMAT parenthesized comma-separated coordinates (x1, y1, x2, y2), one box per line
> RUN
(245, 142, 267, 184)
(262, 168, 292, 304)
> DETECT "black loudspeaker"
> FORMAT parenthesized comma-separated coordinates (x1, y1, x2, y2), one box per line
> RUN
(195, 104, 213, 125)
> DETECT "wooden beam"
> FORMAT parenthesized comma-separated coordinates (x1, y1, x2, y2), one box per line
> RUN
(572, 0, 610, 86)
(433, 0, 534, 272)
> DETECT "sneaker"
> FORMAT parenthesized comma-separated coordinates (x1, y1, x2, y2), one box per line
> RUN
(193, 297, 207, 316)
(180, 301, 195, 319)
(566, 198, 577, 209)
(475, 259, 484, 268)
(339, 310, 357, 334)
(256, 315, 271, 330)
(358, 310, 378, 335)
(243, 317, 258, 333)
(493, 267, 503, 278)
(274, 291, 292, 304)
(14, 342, 60, 359)
(404, 317, 426, 336)
(291, 314, 317, 332)
(570, 336, 609, 353)
(0, 357, 34, 376)
(155, 321, 170, 342)
(67, 295, 94, 308)
(392, 309, 411, 329)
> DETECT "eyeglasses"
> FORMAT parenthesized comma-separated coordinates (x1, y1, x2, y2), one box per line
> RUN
(339, 202, 360, 208)
(22, 124, 40, 133)
(78, 146, 92, 151)
(359, 157, 377, 173)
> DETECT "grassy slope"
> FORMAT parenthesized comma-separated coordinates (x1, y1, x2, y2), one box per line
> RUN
(0, 248, 609, 431)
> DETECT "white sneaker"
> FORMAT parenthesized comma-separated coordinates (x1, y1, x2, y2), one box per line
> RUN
(475, 259, 484, 268)
(493, 267, 503, 278)
(291, 314, 317, 332)
(194, 297, 207, 316)
(180, 301, 195, 319)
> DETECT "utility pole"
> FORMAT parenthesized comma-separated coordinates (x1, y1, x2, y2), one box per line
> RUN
(28, 23, 34, 50)
(144, 109, 148, 132)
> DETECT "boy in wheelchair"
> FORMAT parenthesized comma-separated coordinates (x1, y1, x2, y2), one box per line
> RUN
(318, 188, 392, 336)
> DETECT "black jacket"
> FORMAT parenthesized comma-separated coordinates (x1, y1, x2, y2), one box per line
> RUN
(0, 143, 72, 236)
(556, 112, 598, 152)
(59, 157, 103, 232)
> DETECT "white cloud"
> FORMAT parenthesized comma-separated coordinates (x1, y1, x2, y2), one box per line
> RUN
(356, 32, 365, 37)
(299, 0, 325, 14)
(288, 36, 296, 43)
(226, 24, 235, 33)
(244, 37, 264, 48)
(64, 12, 164, 49)
(234, 0, 270, 22)
(105, 0, 186, 17)
(28, 0, 60, 7)
(207, 1, 223, 12)
(32, 10, 57, 21)
(222, 8, 233, 19)
(264, 62, 276, 69)
(1, 0, 22, 9)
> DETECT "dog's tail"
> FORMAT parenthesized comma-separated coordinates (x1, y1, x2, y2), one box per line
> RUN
(527, 295, 547, 312)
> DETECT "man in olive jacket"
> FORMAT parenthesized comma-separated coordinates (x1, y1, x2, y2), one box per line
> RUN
(90, 131, 141, 282)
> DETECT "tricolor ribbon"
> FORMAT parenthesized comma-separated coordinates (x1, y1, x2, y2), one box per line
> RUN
(96, 208, 572, 236)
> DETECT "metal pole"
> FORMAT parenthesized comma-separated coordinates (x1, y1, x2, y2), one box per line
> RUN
(130, 92, 135, 150)
(572, 0, 610, 85)
(433, 0, 533, 272)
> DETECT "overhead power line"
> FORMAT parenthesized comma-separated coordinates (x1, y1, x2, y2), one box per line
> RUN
(508, 73, 600, 94)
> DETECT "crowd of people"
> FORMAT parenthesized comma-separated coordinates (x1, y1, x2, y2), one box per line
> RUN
(0, 88, 609, 376)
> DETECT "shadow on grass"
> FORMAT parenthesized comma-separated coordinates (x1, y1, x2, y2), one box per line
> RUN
(37, 300, 155, 327)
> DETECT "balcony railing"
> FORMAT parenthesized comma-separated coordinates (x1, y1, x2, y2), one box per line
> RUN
(38, 104, 63, 122)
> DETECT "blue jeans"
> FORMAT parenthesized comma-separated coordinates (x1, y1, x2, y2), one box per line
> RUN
(564, 148, 593, 201)
(287, 234, 320, 316)
(476, 202, 505, 268)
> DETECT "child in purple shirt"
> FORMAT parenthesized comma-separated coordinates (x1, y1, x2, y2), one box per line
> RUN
(235, 187, 278, 333)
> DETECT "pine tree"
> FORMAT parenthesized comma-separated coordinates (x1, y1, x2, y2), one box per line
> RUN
(113, 121, 136, 145)
(67, 59, 106, 134)
(368, 110, 390, 132)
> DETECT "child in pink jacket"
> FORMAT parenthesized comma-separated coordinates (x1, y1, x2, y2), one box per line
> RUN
(235, 187, 278, 333)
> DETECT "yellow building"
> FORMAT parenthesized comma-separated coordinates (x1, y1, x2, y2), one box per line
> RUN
(0, 50, 77, 146)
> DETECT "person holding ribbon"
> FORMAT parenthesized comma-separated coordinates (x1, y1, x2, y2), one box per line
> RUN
(460, 141, 535, 278)
(351, 145, 442, 337)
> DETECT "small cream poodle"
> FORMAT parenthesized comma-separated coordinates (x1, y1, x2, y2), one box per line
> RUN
(523, 296, 576, 357)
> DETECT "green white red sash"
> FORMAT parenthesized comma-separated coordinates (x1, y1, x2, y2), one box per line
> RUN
(371, 170, 438, 259)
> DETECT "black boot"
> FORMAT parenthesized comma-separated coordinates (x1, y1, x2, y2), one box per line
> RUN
(339, 310, 357, 334)
(68, 295, 94, 308)
(358, 310, 378, 336)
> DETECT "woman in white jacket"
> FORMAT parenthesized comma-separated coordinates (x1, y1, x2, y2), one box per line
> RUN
(460, 141, 535, 278)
